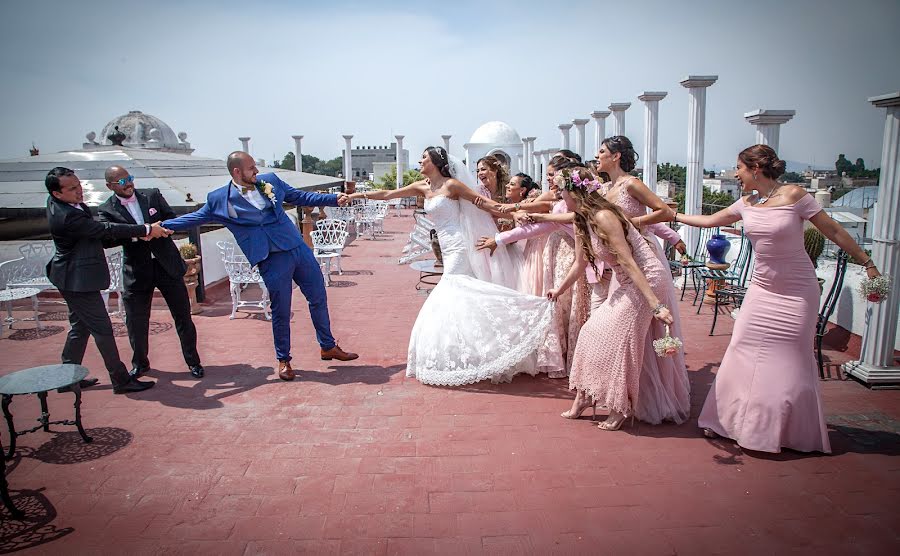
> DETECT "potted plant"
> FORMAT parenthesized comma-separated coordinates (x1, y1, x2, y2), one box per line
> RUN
(804, 227, 826, 292)
(179, 242, 203, 314)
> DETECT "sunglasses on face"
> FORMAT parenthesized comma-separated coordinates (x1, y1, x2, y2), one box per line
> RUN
(115, 175, 135, 186)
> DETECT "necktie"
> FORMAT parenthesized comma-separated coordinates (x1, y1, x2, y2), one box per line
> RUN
(120, 195, 138, 206)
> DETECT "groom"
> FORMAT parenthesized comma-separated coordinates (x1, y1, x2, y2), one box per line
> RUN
(162, 151, 358, 380)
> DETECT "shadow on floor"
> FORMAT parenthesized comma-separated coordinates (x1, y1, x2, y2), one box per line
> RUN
(302, 364, 406, 386)
(0, 488, 72, 554)
(27, 427, 133, 465)
(125, 363, 281, 410)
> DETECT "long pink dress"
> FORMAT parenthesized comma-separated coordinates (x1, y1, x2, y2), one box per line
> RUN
(607, 187, 691, 424)
(699, 195, 830, 453)
(569, 225, 668, 416)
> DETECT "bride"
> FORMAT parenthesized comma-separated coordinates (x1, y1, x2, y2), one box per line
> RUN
(349, 146, 560, 386)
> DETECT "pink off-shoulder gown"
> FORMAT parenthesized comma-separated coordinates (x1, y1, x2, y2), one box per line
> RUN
(699, 195, 831, 453)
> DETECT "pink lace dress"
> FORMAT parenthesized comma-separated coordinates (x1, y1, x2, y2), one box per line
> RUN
(605, 186, 691, 424)
(698, 196, 830, 453)
(569, 225, 668, 416)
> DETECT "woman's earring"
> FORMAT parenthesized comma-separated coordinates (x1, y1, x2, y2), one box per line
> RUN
(752, 172, 758, 180)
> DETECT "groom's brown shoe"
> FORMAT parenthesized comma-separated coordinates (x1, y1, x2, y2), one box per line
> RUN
(277, 360, 295, 381)
(321, 345, 359, 361)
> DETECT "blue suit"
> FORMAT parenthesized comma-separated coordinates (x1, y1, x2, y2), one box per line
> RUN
(163, 172, 339, 362)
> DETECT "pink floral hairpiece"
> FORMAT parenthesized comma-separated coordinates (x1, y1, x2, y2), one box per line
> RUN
(565, 170, 602, 193)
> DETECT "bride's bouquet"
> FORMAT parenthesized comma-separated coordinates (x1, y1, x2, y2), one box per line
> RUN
(680, 253, 694, 266)
(653, 325, 683, 358)
(859, 275, 892, 304)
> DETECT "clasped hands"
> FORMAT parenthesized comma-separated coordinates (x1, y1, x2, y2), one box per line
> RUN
(142, 222, 173, 241)
(336, 193, 351, 206)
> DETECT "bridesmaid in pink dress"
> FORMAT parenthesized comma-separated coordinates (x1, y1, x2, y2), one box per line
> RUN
(547, 166, 674, 430)
(675, 145, 882, 453)
(594, 136, 691, 425)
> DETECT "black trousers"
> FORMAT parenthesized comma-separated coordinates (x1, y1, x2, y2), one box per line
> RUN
(60, 290, 131, 387)
(123, 259, 200, 371)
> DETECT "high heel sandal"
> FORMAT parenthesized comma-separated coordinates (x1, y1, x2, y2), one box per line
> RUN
(598, 412, 633, 431)
(561, 400, 597, 420)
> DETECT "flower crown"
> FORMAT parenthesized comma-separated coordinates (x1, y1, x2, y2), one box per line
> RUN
(560, 169, 602, 193)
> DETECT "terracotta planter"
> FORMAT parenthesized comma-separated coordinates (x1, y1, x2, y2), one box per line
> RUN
(182, 256, 203, 314)
(345, 181, 356, 195)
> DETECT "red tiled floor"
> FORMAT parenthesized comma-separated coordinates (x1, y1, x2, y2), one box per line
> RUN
(1, 208, 898, 554)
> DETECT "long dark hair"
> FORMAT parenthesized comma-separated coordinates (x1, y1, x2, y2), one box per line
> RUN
(425, 146, 452, 178)
(477, 155, 509, 199)
(738, 144, 786, 179)
(601, 136, 639, 172)
(513, 172, 540, 199)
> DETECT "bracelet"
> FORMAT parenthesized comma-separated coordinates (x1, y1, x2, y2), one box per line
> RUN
(673, 213, 678, 223)
(652, 303, 667, 315)
(514, 203, 520, 211)
(861, 257, 875, 268)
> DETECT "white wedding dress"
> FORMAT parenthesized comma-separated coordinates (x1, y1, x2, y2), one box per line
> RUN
(406, 193, 561, 386)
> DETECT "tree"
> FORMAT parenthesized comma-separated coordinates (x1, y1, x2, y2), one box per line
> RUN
(273, 151, 295, 170)
(835, 154, 853, 176)
(657, 162, 686, 186)
(673, 186, 735, 215)
(853, 158, 866, 174)
(376, 164, 424, 190)
(780, 171, 804, 183)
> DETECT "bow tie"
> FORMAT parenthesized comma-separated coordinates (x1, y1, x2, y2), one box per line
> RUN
(240, 184, 256, 195)
(119, 195, 138, 206)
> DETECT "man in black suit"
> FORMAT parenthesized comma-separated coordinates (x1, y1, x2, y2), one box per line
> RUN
(98, 166, 204, 379)
(45, 167, 168, 394)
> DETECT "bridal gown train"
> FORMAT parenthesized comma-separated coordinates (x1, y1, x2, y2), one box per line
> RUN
(406, 194, 561, 386)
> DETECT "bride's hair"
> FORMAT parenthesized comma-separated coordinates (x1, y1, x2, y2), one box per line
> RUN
(556, 160, 631, 276)
(601, 136, 639, 172)
(425, 147, 452, 178)
(476, 155, 509, 197)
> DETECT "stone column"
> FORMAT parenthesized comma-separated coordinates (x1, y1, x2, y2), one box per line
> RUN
(608, 103, 631, 136)
(558, 124, 573, 150)
(844, 92, 900, 385)
(525, 136, 537, 179)
(238, 136, 250, 154)
(591, 111, 610, 157)
(680, 75, 718, 254)
(394, 135, 405, 189)
(522, 137, 530, 175)
(573, 119, 590, 160)
(638, 92, 667, 193)
(291, 135, 303, 172)
(743, 109, 796, 153)
(441, 134, 451, 152)
(534, 150, 543, 190)
(342, 135, 353, 180)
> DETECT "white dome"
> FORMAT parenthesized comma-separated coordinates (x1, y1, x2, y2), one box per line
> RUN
(100, 110, 180, 148)
(468, 121, 521, 145)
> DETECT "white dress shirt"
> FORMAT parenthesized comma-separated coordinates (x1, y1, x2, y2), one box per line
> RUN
(232, 181, 268, 211)
(117, 195, 144, 225)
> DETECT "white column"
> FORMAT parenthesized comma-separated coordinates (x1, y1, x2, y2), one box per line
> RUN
(608, 103, 631, 136)
(680, 75, 718, 255)
(638, 92, 667, 194)
(291, 135, 303, 172)
(533, 150, 543, 190)
(591, 110, 610, 157)
(573, 119, 590, 160)
(394, 135, 405, 189)
(238, 136, 250, 154)
(441, 134, 451, 153)
(845, 92, 900, 385)
(516, 154, 523, 175)
(342, 135, 353, 180)
(522, 137, 530, 174)
(525, 137, 537, 176)
(542, 150, 553, 190)
(558, 124, 573, 150)
(743, 109, 796, 153)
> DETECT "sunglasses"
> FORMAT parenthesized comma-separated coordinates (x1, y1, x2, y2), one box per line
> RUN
(115, 175, 135, 186)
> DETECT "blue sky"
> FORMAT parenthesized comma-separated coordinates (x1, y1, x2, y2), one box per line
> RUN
(2, 0, 898, 171)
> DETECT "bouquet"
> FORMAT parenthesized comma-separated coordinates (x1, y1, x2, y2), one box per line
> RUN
(680, 253, 694, 266)
(653, 325, 683, 358)
(859, 275, 892, 304)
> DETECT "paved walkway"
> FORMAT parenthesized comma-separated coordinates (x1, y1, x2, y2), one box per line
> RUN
(1, 209, 897, 555)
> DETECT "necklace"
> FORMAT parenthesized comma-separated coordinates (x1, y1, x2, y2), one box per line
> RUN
(756, 184, 781, 205)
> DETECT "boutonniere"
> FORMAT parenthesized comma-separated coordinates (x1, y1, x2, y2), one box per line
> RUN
(257, 180, 276, 203)
(148, 207, 157, 216)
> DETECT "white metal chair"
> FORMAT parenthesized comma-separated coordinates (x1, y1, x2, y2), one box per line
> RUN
(353, 204, 379, 240)
(216, 240, 271, 320)
(101, 251, 125, 317)
(372, 201, 390, 234)
(6, 243, 55, 292)
(311, 229, 349, 285)
(0, 257, 42, 337)
(316, 218, 348, 234)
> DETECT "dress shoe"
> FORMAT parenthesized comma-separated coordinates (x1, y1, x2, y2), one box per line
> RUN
(113, 378, 155, 395)
(320, 345, 359, 361)
(277, 360, 295, 381)
(57, 377, 100, 393)
(189, 365, 205, 379)
(129, 366, 150, 377)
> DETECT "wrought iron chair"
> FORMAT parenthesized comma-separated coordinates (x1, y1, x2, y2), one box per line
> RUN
(216, 240, 271, 320)
(352, 204, 379, 240)
(6, 242, 55, 292)
(100, 251, 125, 317)
(311, 229, 349, 285)
(372, 201, 390, 235)
(0, 257, 43, 337)
(708, 242, 755, 335)
(693, 231, 753, 313)
(816, 250, 850, 379)
(316, 218, 348, 234)
(669, 226, 714, 301)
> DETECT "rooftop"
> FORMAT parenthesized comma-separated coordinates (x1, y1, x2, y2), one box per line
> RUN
(1, 210, 897, 553)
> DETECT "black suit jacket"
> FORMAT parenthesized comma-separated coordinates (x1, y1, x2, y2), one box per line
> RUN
(46, 197, 148, 292)
(98, 189, 187, 289)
